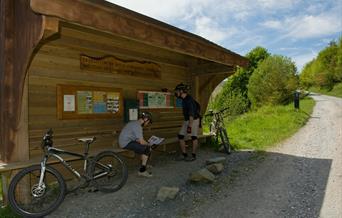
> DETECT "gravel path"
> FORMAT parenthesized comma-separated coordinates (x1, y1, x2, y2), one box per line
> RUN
(48, 94, 342, 218)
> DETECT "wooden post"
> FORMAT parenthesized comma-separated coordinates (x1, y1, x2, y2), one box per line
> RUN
(0, 0, 44, 204)
(0, 0, 44, 163)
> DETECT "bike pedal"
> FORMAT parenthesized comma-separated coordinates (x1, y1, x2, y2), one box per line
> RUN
(87, 187, 99, 192)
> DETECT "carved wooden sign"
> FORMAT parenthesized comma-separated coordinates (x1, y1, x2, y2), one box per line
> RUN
(80, 55, 161, 79)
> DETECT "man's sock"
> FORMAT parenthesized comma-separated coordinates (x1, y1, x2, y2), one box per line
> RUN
(192, 153, 196, 159)
(139, 165, 146, 172)
(182, 152, 188, 158)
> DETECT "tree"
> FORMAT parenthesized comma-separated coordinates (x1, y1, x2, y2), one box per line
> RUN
(208, 46, 270, 115)
(248, 55, 298, 107)
(299, 38, 342, 90)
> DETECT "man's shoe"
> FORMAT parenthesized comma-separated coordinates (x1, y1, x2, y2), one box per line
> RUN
(176, 155, 188, 161)
(138, 171, 153, 178)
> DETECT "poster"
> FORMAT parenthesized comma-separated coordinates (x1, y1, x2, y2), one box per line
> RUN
(77, 91, 93, 114)
(93, 91, 107, 113)
(63, 95, 75, 112)
(148, 92, 166, 108)
(107, 92, 120, 113)
(138, 91, 173, 109)
(129, 108, 138, 120)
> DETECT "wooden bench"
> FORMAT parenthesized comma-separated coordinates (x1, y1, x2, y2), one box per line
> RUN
(154, 134, 209, 152)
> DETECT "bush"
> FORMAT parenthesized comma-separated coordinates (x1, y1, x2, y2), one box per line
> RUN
(248, 55, 298, 107)
(207, 46, 270, 115)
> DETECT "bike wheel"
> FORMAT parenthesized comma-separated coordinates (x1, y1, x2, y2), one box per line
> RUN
(219, 128, 231, 154)
(90, 151, 128, 193)
(8, 165, 66, 217)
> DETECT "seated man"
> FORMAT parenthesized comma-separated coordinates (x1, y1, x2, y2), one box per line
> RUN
(118, 112, 153, 177)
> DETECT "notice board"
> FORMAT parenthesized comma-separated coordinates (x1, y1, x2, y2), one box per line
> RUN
(137, 91, 174, 109)
(57, 84, 123, 119)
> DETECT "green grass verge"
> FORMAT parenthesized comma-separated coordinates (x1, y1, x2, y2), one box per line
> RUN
(0, 206, 19, 218)
(309, 83, 342, 98)
(205, 97, 315, 151)
(228, 97, 315, 150)
(0, 177, 19, 218)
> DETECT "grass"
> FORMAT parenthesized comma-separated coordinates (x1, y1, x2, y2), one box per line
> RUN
(309, 83, 342, 98)
(205, 97, 315, 151)
(0, 177, 19, 218)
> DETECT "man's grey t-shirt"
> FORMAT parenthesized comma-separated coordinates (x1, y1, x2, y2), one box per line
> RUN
(118, 120, 143, 148)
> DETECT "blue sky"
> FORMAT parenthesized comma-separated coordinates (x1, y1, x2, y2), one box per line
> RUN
(107, 0, 342, 71)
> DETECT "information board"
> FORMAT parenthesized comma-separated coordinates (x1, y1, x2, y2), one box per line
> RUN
(137, 91, 174, 109)
(57, 85, 123, 119)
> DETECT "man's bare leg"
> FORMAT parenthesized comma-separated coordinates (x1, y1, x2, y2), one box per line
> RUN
(192, 139, 198, 154)
(179, 139, 187, 153)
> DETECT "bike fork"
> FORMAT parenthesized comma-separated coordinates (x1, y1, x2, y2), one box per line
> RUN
(38, 157, 48, 187)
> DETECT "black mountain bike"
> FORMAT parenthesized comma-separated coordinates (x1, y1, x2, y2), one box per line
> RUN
(8, 129, 128, 218)
(205, 108, 232, 154)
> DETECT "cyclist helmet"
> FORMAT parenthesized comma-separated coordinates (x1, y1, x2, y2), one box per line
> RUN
(140, 111, 153, 124)
(174, 83, 190, 93)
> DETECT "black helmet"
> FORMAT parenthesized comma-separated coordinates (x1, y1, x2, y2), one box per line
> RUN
(140, 111, 153, 124)
(174, 83, 190, 93)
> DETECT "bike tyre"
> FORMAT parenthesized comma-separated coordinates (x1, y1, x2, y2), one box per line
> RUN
(219, 128, 231, 154)
(90, 151, 128, 193)
(8, 165, 66, 218)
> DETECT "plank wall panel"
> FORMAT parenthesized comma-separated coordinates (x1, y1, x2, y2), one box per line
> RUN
(28, 37, 190, 159)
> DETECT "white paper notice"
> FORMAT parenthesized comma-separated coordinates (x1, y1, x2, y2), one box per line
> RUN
(129, 108, 138, 120)
(64, 95, 75, 112)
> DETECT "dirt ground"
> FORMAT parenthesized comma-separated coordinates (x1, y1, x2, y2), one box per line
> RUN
(48, 94, 342, 218)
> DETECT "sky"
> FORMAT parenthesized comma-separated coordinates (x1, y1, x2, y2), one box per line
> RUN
(106, 0, 342, 72)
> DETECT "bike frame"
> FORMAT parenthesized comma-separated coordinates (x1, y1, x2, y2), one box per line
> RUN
(37, 147, 88, 188)
(210, 109, 227, 134)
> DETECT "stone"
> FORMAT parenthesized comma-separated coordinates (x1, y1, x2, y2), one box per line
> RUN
(206, 157, 226, 165)
(156, 187, 180, 202)
(206, 163, 224, 174)
(189, 168, 215, 183)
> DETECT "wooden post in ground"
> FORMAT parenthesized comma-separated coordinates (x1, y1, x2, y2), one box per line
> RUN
(0, 0, 44, 204)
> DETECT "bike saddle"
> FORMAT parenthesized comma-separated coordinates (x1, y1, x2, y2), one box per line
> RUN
(77, 137, 96, 143)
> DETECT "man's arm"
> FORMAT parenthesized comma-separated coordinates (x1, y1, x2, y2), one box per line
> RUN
(137, 138, 149, 145)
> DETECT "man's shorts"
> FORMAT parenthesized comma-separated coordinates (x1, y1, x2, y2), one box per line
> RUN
(179, 119, 200, 137)
(124, 141, 146, 154)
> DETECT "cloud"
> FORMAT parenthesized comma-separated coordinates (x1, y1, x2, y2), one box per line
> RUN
(105, 0, 192, 21)
(292, 51, 317, 71)
(257, 0, 297, 9)
(193, 16, 239, 43)
(261, 20, 282, 29)
(285, 13, 342, 39)
(263, 11, 342, 41)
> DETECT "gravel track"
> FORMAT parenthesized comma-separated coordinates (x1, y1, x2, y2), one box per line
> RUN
(48, 94, 342, 218)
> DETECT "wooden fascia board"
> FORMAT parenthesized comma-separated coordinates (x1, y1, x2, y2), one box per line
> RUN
(29, 0, 248, 67)
(191, 63, 235, 76)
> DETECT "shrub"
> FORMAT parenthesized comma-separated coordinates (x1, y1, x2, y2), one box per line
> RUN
(248, 55, 298, 107)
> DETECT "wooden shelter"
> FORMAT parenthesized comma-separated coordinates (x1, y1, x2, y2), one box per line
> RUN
(0, 0, 248, 195)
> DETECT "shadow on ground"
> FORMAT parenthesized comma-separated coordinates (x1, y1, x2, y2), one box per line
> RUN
(42, 148, 332, 218)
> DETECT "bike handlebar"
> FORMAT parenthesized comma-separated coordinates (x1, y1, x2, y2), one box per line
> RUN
(204, 108, 229, 117)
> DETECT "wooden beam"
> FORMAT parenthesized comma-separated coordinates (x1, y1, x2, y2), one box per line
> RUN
(55, 33, 189, 67)
(190, 62, 235, 76)
(29, 0, 248, 67)
(0, 0, 44, 163)
(42, 16, 60, 39)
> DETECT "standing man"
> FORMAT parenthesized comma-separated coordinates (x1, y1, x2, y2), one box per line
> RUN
(174, 83, 201, 161)
(119, 112, 153, 177)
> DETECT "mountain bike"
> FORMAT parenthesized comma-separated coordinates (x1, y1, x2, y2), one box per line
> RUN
(205, 108, 231, 154)
(8, 129, 128, 218)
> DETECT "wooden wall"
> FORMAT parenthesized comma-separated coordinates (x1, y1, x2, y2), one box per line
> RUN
(27, 25, 194, 159)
